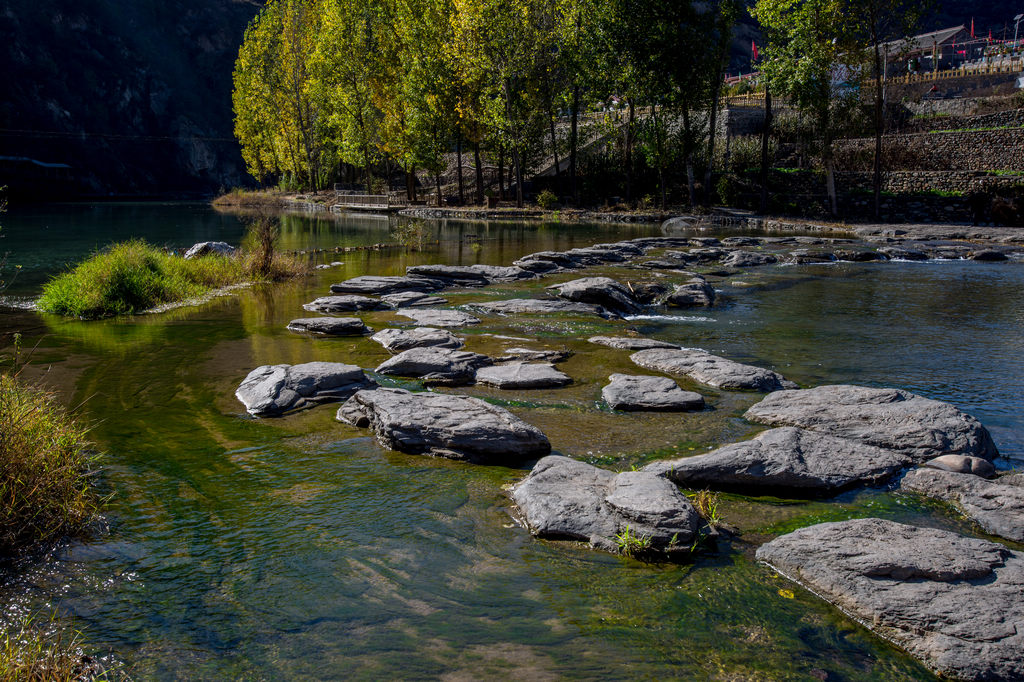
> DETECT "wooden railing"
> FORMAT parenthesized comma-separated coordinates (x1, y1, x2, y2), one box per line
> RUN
(333, 193, 410, 210)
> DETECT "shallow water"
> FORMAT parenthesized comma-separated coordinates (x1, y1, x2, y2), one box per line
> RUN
(1, 203, 1022, 679)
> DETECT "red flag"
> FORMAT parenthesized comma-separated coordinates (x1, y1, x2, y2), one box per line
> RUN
(971, 18, 975, 38)
(752, 41, 759, 61)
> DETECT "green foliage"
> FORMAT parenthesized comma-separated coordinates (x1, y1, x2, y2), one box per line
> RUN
(715, 174, 740, 207)
(687, 489, 722, 526)
(536, 189, 559, 210)
(613, 524, 652, 558)
(0, 612, 126, 681)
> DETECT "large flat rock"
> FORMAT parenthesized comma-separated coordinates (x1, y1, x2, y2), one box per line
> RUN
(644, 427, 910, 493)
(664, 278, 716, 307)
(236, 362, 376, 416)
(474, 363, 572, 389)
(630, 348, 797, 392)
(901, 468, 1024, 543)
(286, 317, 372, 336)
(511, 455, 700, 556)
(602, 374, 704, 411)
(744, 385, 999, 462)
(330, 275, 444, 295)
(302, 295, 388, 313)
(337, 388, 550, 463)
(547, 277, 642, 315)
(756, 518, 1024, 681)
(588, 336, 680, 351)
(473, 298, 618, 319)
(371, 327, 464, 352)
(380, 291, 449, 308)
(406, 264, 536, 285)
(375, 347, 491, 385)
(396, 308, 481, 328)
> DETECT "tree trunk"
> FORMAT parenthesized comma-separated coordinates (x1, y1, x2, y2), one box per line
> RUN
(456, 136, 465, 205)
(474, 142, 484, 204)
(760, 87, 773, 214)
(436, 172, 443, 207)
(512, 147, 524, 208)
(625, 100, 635, 203)
(704, 79, 723, 207)
(498, 148, 505, 201)
(549, 112, 560, 182)
(872, 32, 884, 220)
(406, 168, 414, 201)
(569, 85, 580, 205)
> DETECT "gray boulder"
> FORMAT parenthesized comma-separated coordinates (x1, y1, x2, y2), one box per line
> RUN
(375, 347, 491, 384)
(473, 298, 618, 319)
(645, 427, 909, 493)
(511, 455, 701, 556)
(721, 237, 762, 246)
(756, 518, 1024, 681)
(744, 385, 999, 462)
(380, 291, 449, 308)
(925, 454, 997, 478)
(901, 468, 1024, 543)
(630, 348, 797, 392)
(396, 308, 481, 328)
(878, 246, 929, 261)
(330, 275, 444, 295)
(495, 348, 573, 363)
(722, 251, 778, 268)
(302, 295, 388, 313)
(183, 241, 235, 259)
(663, 278, 716, 307)
(406, 263, 536, 285)
(337, 388, 550, 462)
(588, 336, 680, 351)
(475, 363, 572, 389)
(286, 317, 372, 336)
(602, 374, 704, 411)
(371, 327, 464, 352)
(547, 277, 643, 315)
(236, 362, 376, 416)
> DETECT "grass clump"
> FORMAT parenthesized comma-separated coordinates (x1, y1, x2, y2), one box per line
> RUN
(211, 188, 287, 209)
(38, 220, 306, 319)
(614, 524, 652, 558)
(1, 613, 124, 681)
(688, 489, 721, 527)
(0, 373, 98, 552)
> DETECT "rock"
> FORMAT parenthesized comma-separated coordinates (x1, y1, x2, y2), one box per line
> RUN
(475, 363, 572, 389)
(183, 241, 235, 259)
(789, 250, 836, 264)
(406, 263, 537, 286)
(286, 317, 372, 336)
(645, 427, 909, 493)
(689, 237, 721, 247)
(664, 278, 716, 307)
(511, 455, 701, 556)
(547, 277, 642, 316)
(337, 388, 550, 462)
(642, 260, 698, 270)
(330, 275, 445, 295)
(513, 251, 581, 271)
(602, 374, 704, 412)
(756, 518, 1024, 681)
(495, 348, 573, 363)
(563, 247, 629, 265)
(721, 237, 762, 246)
(375, 347, 491, 384)
(744, 385, 999, 462)
(588, 336, 680, 351)
(630, 348, 797, 392)
(396, 309, 481, 328)
(236, 362, 376, 416)
(302, 295, 389, 313)
(970, 249, 1009, 262)
(924, 454, 997, 478)
(722, 251, 778, 268)
(370, 327, 464, 352)
(834, 249, 887, 262)
(380, 291, 449, 308)
(628, 282, 671, 304)
(901, 468, 1024, 542)
(878, 246, 929, 261)
(473, 298, 618, 319)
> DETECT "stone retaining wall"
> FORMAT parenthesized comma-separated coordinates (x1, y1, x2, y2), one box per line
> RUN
(836, 127, 1024, 172)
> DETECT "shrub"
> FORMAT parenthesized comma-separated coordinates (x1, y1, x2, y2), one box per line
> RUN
(536, 189, 559, 210)
(715, 175, 740, 207)
(211, 188, 287, 209)
(0, 373, 98, 552)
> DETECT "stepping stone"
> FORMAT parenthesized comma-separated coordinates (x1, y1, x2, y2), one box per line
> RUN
(756, 518, 1024, 681)
(547, 277, 643, 315)
(644, 427, 909, 493)
(406, 264, 536, 285)
(722, 251, 777, 267)
(475, 363, 572, 389)
(375, 347, 491, 385)
(511, 455, 700, 557)
(302, 295, 388, 313)
(744, 385, 999, 462)
(901, 467, 1024, 543)
(630, 348, 796, 392)
(330, 275, 444, 295)
(371, 327, 464, 352)
(495, 348, 573, 363)
(473, 298, 617, 319)
(396, 309, 481, 328)
(601, 374, 704, 411)
(663, 278, 716, 307)
(286, 317, 372, 336)
(380, 291, 448, 308)
(338, 388, 550, 463)
(588, 336, 680, 351)
(236, 362, 376, 417)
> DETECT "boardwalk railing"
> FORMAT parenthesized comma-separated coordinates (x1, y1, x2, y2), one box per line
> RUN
(333, 193, 410, 210)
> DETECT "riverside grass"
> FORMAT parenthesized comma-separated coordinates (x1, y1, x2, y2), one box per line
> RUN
(38, 234, 305, 319)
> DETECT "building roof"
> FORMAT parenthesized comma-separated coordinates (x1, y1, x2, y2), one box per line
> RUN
(882, 26, 968, 56)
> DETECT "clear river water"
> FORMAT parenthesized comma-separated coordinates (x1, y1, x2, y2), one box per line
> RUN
(1, 202, 1022, 679)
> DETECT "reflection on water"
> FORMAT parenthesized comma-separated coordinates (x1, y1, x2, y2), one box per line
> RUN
(0, 203, 1021, 679)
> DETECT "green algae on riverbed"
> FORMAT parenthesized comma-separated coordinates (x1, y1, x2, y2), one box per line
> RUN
(1, 204, 1022, 678)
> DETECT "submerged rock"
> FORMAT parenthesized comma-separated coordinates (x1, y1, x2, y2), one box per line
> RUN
(184, 241, 235, 259)
(547, 277, 643, 316)
(370, 327, 464, 352)
(663, 278, 716, 307)
(756, 518, 1024, 681)
(901, 468, 1024, 543)
(644, 427, 909, 493)
(630, 348, 796, 392)
(588, 336, 680, 351)
(236, 362, 376, 416)
(511, 455, 701, 557)
(473, 298, 618, 319)
(602, 374, 704, 411)
(396, 308, 481, 328)
(375, 347, 491, 384)
(302, 295, 388, 313)
(286, 317, 372, 336)
(337, 388, 550, 462)
(475, 363, 572, 389)
(744, 385, 999, 462)
(330, 275, 444, 295)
